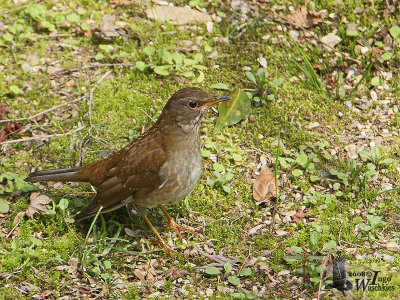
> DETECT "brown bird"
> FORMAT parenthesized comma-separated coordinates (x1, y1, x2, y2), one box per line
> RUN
(25, 87, 231, 252)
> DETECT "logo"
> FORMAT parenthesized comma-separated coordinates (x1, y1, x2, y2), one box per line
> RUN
(325, 255, 397, 296)
(348, 270, 395, 292)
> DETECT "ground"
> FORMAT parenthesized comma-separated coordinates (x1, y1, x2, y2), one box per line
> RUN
(0, 0, 400, 299)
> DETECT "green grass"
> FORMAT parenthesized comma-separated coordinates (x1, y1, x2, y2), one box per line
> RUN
(1, 0, 400, 299)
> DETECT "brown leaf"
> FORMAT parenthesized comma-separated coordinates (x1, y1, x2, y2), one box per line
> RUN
(0, 103, 11, 120)
(253, 166, 278, 203)
(145, 6, 211, 25)
(286, 4, 326, 28)
(25, 193, 52, 219)
(13, 211, 26, 225)
(0, 123, 22, 142)
(292, 206, 308, 222)
(166, 266, 189, 280)
(110, 0, 136, 8)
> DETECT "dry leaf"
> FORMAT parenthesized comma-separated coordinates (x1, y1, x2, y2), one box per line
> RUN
(13, 211, 26, 225)
(0, 123, 21, 142)
(277, 270, 290, 276)
(248, 223, 266, 235)
(110, 0, 136, 8)
(166, 266, 189, 280)
(275, 229, 289, 236)
(320, 31, 341, 49)
(25, 192, 52, 219)
(0, 103, 11, 120)
(292, 207, 308, 222)
(386, 241, 400, 251)
(286, 4, 326, 28)
(253, 166, 278, 203)
(100, 14, 124, 38)
(145, 6, 211, 25)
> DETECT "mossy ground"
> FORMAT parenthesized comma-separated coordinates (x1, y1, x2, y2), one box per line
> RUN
(1, 0, 399, 299)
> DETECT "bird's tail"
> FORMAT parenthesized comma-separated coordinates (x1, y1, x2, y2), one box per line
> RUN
(25, 168, 82, 183)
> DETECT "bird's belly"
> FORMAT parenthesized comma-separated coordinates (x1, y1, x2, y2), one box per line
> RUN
(136, 152, 201, 206)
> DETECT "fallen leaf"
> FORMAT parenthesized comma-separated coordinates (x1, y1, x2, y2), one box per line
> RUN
(0, 103, 11, 120)
(248, 223, 266, 235)
(0, 123, 22, 142)
(13, 211, 25, 225)
(275, 229, 289, 236)
(145, 6, 211, 25)
(286, 4, 326, 28)
(386, 241, 400, 251)
(110, 0, 137, 8)
(99, 14, 126, 38)
(253, 166, 278, 204)
(25, 193, 52, 219)
(320, 31, 341, 49)
(277, 270, 290, 276)
(166, 266, 189, 279)
(304, 121, 320, 130)
(292, 207, 308, 222)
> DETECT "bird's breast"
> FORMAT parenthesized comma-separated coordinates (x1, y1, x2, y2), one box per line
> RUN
(135, 138, 202, 206)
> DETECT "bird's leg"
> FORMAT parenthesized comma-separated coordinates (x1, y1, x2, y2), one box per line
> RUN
(143, 216, 174, 253)
(158, 205, 198, 239)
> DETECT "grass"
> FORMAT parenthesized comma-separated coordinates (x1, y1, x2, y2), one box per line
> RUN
(1, 0, 400, 299)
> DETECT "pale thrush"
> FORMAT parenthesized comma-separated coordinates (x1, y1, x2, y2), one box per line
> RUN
(25, 87, 231, 252)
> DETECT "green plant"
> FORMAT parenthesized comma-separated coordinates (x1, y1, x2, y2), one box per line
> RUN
(285, 42, 331, 101)
(74, 211, 143, 281)
(284, 232, 336, 287)
(0, 3, 91, 47)
(45, 198, 75, 224)
(207, 162, 234, 193)
(245, 67, 283, 104)
(204, 262, 253, 288)
(327, 147, 393, 199)
(135, 45, 208, 83)
(0, 172, 34, 213)
(358, 214, 384, 240)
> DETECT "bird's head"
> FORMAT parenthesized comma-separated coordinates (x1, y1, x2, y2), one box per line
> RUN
(160, 87, 231, 132)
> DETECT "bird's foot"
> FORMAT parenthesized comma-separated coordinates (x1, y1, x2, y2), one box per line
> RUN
(143, 216, 175, 254)
(168, 219, 198, 240)
(158, 205, 198, 240)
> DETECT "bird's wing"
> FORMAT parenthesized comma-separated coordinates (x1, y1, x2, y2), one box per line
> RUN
(75, 129, 167, 220)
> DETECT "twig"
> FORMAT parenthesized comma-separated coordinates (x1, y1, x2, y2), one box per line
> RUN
(290, 105, 302, 125)
(140, 108, 156, 123)
(0, 5, 27, 14)
(0, 96, 86, 124)
(59, 63, 135, 75)
(6, 221, 20, 239)
(0, 127, 84, 146)
(88, 71, 113, 128)
(36, 33, 76, 39)
(317, 256, 329, 300)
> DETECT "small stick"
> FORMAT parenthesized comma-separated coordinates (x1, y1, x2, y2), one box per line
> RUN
(140, 108, 155, 123)
(88, 71, 112, 128)
(290, 105, 302, 125)
(0, 96, 86, 124)
(59, 63, 135, 75)
(0, 126, 84, 146)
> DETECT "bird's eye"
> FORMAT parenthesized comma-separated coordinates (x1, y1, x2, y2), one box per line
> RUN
(188, 101, 198, 109)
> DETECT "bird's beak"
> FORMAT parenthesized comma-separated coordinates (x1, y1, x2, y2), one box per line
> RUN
(201, 95, 232, 107)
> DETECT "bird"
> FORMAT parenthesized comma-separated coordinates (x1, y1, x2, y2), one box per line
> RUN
(327, 255, 353, 296)
(25, 87, 231, 252)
